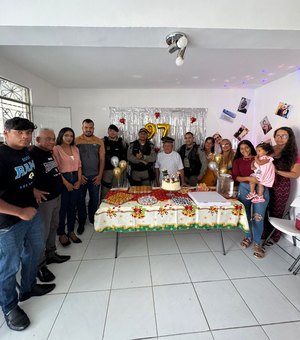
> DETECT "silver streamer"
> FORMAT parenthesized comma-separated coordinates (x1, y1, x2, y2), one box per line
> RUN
(109, 107, 207, 151)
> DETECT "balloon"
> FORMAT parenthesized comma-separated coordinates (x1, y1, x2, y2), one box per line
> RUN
(208, 161, 218, 171)
(214, 154, 222, 164)
(111, 156, 119, 168)
(145, 123, 156, 139)
(119, 160, 127, 172)
(219, 167, 227, 174)
(113, 167, 122, 179)
(157, 123, 170, 137)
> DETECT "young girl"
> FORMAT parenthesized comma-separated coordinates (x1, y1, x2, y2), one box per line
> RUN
(246, 142, 275, 203)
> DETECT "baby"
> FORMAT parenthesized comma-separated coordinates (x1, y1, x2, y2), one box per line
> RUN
(246, 142, 275, 203)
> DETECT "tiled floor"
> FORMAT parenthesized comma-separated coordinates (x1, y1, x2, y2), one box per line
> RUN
(1, 226, 300, 339)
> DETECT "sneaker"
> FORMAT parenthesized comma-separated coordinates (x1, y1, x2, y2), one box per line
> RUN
(246, 192, 257, 200)
(252, 195, 265, 203)
(37, 266, 55, 282)
(5, 306, 30, 331)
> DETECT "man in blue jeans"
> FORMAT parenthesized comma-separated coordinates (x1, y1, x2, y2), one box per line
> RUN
(0, 117, 55, 331)
(75, 119, 105, 234)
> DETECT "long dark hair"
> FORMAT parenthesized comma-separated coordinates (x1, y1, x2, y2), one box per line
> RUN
(273, 127, 298, 171)
(202, 137, 215, 153)
(234, 140, 257, 160)
(56, 127, 75, 146)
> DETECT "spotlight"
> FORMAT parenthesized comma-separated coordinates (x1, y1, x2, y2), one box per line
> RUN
(166, 32, 188, 66)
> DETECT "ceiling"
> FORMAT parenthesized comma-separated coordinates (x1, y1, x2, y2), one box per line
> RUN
(1, 26, 300, 89)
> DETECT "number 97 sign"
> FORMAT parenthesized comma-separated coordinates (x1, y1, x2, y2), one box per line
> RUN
(144, 123, 170, 139)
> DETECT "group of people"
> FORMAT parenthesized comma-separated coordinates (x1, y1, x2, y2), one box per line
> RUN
(0, 115, 299, 332)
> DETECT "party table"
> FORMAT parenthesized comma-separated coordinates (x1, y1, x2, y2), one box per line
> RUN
(94, 188, 249, 257)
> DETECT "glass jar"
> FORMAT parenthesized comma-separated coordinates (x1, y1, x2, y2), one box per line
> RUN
(216, 174, 234, 198)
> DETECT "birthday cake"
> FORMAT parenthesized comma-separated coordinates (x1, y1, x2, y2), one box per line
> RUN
(161, 173, 181, 191)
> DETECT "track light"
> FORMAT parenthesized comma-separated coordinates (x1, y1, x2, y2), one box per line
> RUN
(166, 32, 188, 66)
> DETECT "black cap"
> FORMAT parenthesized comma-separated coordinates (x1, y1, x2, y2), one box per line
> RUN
(162, 136, 175, 143)
(139, 128, 149, 134)
(4, 117, 37, 131)
(108, 124, 119, 132)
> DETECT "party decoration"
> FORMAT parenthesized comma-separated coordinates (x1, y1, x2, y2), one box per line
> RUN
(154, 112, 160, 119)
(190, 117, 197, 124)
(214, 154, 222, 165)
(219, 167, 228, 174)
(145, 123, 156, 139)
(157, 123, 170, 137)
(119, 118, 125, 124)
(111, 156, 119, 168)
(118, 160, 127, 172)
(208, 161, 218, 171)
(113, 167, 122, 180)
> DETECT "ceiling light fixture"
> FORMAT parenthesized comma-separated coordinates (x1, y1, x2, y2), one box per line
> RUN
(166, 32, 188, 66)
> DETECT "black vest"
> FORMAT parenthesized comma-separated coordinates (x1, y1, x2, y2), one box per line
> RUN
(178, 144, 202, 176)
(130, 140, 154, 171)
(104, 137, 127, 170)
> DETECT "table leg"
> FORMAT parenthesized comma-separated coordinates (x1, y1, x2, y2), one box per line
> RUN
(115, 232, 119, 258)
(220, 230, 226, 255)
(262, 228, 276, 246)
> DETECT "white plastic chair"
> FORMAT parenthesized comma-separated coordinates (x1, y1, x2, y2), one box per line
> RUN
(264, 196, 300, 275)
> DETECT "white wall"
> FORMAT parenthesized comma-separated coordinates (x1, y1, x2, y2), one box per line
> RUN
(0, 55, 59, 106)
(58, 88, 255, 142)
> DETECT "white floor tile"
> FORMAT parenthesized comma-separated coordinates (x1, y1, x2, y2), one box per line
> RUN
(212, 326, 269, 340)
(77, 223, 94, 240)
(112, 256, 151, 289)
(0, 294, 65, 340)
(56, 238, 89, 261)
(69, 259, 114, 292)
(92, 231, 116, 239)
(148, 235, 179, 255)
(194, 281, 257, 329)
(174, 234, 210, 253)
(153, 283, 209, 336)
(147, 230, 173, 236)
(49, 291, 109, 340)
(118, 236, 148, 257)
(200, 231, 240, 252)
(47, 260, 80, 293)
(269, 275, 300, 310)
(271, 244, 300, 265)
(233, 277, 300, 323)
(83, 238, 115, 259)
(150, 254, 190, 285)
(158, 332, 213, 339)
(183, 252, 228, 282)
(214, 250, 265, 279)
(104, 287, 156, 340)
(119, 231, 146, 237)
(263, 321, 300, 340)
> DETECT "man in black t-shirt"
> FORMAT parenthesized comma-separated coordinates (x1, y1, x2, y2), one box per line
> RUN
(0, 118, 55, 332)
(30, 128, 71, 283)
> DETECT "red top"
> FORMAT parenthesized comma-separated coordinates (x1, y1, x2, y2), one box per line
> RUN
(232, 157, 255, 183)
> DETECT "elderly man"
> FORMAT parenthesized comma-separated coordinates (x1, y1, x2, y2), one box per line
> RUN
(0, 118, 55, 331)
(155, 137, 186, 186)
(127, 128, 156, 186)
(75, 119, 105, 234)
(177, 132, 207, 186)
(29, 128, 71, 283)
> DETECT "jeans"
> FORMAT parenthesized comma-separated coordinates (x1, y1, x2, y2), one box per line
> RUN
(238, 182, 269, 245)
(77, 175, 100, 226)
(57, 172, 79, 235)
(0, 211, 44, 314)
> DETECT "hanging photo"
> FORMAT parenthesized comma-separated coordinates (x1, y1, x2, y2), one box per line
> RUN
(233, 124, 249, 141)
(275, 102, 292, 119)
(220, 109, 236, 122)
(260, 116, 272, 135)
(237, 97, 251, 114)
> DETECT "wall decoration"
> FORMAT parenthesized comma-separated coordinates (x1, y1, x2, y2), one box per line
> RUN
(220, 109, 236, 122)
(275, 102, 292, 119)
(154, 112, 160, 119)
(233, 124, 250, 141)
(110, 107, 207, 150)
(260, 116, 272, 135)
(119, 117, 126, 124)
(237, 97, 250, 113)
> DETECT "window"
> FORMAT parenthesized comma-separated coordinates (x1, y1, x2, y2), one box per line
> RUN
(0, 77, 32, 140)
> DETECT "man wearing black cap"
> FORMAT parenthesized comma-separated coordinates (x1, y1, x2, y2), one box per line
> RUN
(101, 124, 128, 199)
(128, 128, 156, 185)
(75, 119, 105, 234)
(0, 117, 55, 331)
(155, 137, 186, 186)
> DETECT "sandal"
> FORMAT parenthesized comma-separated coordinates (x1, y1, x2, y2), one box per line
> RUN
(253, 244, 265, 259)
(240, 237, 252, 249)
(68, 232, 82, 244)
(246, 192, 257, 200)
(59, 234, 71, 247)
